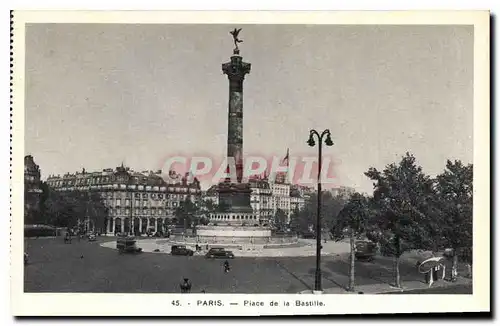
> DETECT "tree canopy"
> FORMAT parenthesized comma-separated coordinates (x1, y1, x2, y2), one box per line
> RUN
(364, 152, 438, 256)
(40, 187, 108, 230)
(331, 192, 373, 241)
(434, 160, 473, 251)
(290, 191, 346, 235)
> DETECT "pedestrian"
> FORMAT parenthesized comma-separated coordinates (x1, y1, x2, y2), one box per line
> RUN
(180, 278, 192, 293)
(433, 265, 440, 282)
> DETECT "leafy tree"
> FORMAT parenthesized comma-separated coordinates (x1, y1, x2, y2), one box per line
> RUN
(435, 160, 473, 280)
(292, 196, 316, 235)
(42, 188, 108, 232)
(174, 197, 198, 231)
(322, 192, 347, 230)
(198, 199, 217, 222)
(274, 209, 288, 231)
(365, 153, 437, 288)
(85, 191, 109, 233)
(44, 190, 76, 227)
(291, 191, 346, 236)
(200, 199, 216, 214)
(289, 207, 301, 232)
(331, 192, 373, 291)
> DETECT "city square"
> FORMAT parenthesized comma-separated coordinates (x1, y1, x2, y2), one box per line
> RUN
(24, 237, 471, 294)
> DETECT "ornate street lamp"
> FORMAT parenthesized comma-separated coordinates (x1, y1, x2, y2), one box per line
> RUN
(307, 129, 334, 293)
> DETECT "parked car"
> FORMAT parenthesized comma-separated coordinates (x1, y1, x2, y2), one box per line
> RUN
(205, 248, 235, 259)
(355, 240, 377, 261)
(88, 234, 97, 242)
(171, 245, 194, 256)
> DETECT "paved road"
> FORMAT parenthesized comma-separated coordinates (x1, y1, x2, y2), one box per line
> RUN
(23, 238, 459, 294)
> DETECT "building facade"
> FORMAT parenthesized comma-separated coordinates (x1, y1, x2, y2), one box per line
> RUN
(24, 155, 43, 224)
(270, 181, 291, 221)
(249, 176, 273, 225)
(289, 185, 306, 213)
(328, 186, 356, 199)
(46, 165, 201, 235)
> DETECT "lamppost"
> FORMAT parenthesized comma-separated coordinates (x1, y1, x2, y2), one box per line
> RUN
(307, 129, 334, 293)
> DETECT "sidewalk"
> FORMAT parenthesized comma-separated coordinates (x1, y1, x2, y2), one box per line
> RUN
(299, 276, 472, 294)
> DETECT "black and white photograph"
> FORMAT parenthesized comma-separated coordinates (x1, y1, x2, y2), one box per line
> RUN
(11, 10, 490, 316)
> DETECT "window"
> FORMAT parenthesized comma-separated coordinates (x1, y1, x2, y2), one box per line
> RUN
(134, 193, 140, 198)
(116, 199, 121, 207)
(158, 194, 163, 199)
(158, 208, 163, 215)
(125, 199, 130, 206)
(142, 193, 148, 199)
(125, 208, 130, 215)
(135, 200, 140, 206)
(151, 208, 156, 215)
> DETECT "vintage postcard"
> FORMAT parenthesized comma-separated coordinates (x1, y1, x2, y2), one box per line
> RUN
(11, 11, 490, 316)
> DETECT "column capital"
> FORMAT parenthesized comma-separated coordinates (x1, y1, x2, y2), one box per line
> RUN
(222, 55, 251, 80)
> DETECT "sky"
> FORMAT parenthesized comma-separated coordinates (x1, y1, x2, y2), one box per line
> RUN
(25, 24, 473, 193)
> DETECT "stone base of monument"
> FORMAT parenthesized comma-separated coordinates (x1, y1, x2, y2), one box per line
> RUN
(209, 211, 260, 226)
(170, 225, 299, 248)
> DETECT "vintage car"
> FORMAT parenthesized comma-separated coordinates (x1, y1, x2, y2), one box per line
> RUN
(116, 236, 143, 254)
(205, 247, 235, 259)
(88, 233, 97, 242)
(355, 240, 377, 261)
(171, 245, 194, 256)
